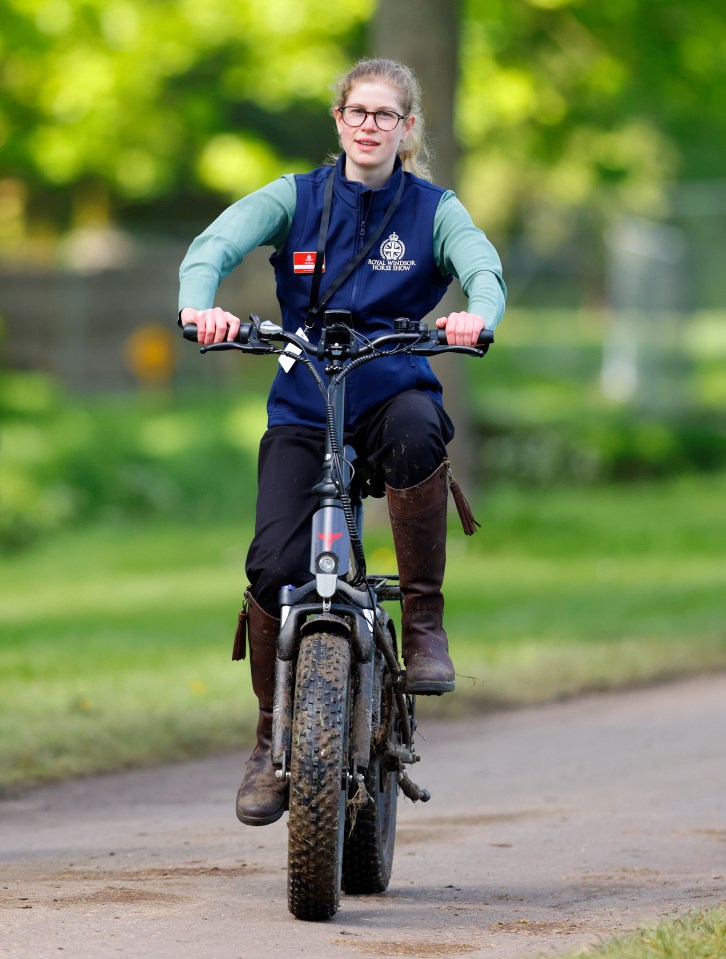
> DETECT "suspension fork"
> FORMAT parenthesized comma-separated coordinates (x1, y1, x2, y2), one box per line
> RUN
(271, 588, 376, 776)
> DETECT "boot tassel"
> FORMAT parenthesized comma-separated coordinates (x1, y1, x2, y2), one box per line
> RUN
(445, 462, 481, 536)
(232, 593, 249, 661)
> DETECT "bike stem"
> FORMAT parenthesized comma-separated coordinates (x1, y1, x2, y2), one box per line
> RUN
(311, 315, 351, 508)
(312, 361, 345, 507)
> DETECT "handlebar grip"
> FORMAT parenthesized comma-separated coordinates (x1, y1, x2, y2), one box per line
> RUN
(436, 327, 494, 346)
(182, 322, 253, 344)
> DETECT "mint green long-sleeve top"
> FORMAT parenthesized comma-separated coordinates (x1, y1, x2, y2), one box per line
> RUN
(179, 175, 506, 329)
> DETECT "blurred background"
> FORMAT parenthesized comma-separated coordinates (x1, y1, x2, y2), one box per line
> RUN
(1, 0, 725, 784)
(2, 0, 726, 542)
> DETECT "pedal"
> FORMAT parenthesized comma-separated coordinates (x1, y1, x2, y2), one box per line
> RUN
(397, 771, 431, 803)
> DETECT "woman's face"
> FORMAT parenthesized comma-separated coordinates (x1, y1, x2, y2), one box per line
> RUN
(334, 80, 415, 186)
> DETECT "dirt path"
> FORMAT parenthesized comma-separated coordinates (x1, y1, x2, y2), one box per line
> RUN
(2, 675, 725, 959)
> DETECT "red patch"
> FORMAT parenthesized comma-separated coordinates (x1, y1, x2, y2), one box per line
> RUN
(294, 252, 324, 274)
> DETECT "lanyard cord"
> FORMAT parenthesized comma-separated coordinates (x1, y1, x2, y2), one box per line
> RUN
(306, 165, 406, 330)
(307, 169, 335, 325)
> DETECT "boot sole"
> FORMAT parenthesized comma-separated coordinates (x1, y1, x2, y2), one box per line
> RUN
(405, 679, 455, 695)
(236, 806, 286, 827)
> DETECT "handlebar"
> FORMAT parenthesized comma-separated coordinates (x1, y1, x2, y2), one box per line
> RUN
(182, 315, 493, 358)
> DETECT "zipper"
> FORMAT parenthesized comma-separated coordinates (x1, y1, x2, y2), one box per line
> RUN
(359, 194, 372, 241)
(360, 191, 373, 241)
(349, 190, 373, 315)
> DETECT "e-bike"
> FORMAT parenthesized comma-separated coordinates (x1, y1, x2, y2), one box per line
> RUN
(184, 311, 492, 920)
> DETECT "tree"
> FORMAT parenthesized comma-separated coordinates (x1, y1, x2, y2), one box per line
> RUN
(457, 0, 726, 247)
(0, 0, 373, 239)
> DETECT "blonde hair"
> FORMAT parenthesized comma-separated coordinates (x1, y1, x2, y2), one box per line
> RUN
(332, 58, 433, 181)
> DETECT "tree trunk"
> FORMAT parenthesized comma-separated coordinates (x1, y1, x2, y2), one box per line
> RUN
(370, 1, 474, 487)
(370, 1, 459, 184)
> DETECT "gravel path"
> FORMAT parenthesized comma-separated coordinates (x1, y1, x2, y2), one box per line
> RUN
(2, 674, 725, 958)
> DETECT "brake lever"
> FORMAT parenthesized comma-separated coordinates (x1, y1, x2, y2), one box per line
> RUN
(200, 340, 255, 353)
(438, 344, 490, 357)
(201, 336, 275, 355)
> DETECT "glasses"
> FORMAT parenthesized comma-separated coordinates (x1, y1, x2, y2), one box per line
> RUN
(338, 106, 407, 132)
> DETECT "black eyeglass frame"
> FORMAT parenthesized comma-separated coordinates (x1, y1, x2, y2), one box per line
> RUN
(338, 106, 408, 131)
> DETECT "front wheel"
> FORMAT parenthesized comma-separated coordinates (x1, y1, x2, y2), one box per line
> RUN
(287, 632, 351, 921)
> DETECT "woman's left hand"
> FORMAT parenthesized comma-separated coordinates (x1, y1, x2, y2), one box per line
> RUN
(435, 311, 486, 346)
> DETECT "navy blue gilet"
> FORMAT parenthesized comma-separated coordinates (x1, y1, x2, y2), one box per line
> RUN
(267, 154, 452, 430)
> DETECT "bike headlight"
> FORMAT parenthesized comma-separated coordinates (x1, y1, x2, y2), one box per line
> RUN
(317, 553, 337, 574)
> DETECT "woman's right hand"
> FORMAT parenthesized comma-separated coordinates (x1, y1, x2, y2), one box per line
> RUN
(180, 307, 242, 345)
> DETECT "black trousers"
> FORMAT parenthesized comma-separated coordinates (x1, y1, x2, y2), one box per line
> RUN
(245, 390, 454, 615)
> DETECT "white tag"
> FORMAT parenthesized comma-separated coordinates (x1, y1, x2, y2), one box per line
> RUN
(278, 326, 308, 373)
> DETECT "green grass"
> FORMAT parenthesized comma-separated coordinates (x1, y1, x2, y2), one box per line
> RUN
(558, 905, 726, 958)
(0, 522, 253, 789)
(1, 307, 724, 786)
(2, 471, 725, 788)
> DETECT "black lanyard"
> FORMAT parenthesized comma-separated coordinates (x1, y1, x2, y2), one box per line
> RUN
(306, 165, 406, 329)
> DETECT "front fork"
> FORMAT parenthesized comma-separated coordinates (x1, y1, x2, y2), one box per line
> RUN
(270, 582, 376, 779)
(270, 593, 429, 802)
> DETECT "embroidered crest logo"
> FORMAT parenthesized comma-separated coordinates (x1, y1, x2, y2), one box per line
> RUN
(380, 232, 405, 261)
(369, 232, 415, 272)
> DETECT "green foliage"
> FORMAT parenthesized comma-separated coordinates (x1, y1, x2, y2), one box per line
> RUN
(468, 309, 726, 485)
(458, 0, 726, 240)
(2, 1, 726, 244)
(478, 411, 726, 486)
(0, 373, 266, 549)
(0, 0, 372, 233)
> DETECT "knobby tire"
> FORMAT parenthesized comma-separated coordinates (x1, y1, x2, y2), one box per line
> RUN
(287, 632, 351, 921)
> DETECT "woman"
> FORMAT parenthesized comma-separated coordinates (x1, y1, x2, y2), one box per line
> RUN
(178, 58, 506, 826)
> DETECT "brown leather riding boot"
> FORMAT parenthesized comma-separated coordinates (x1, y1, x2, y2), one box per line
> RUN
(235, 593, 288, 826)
(386, 462, 455, 695)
